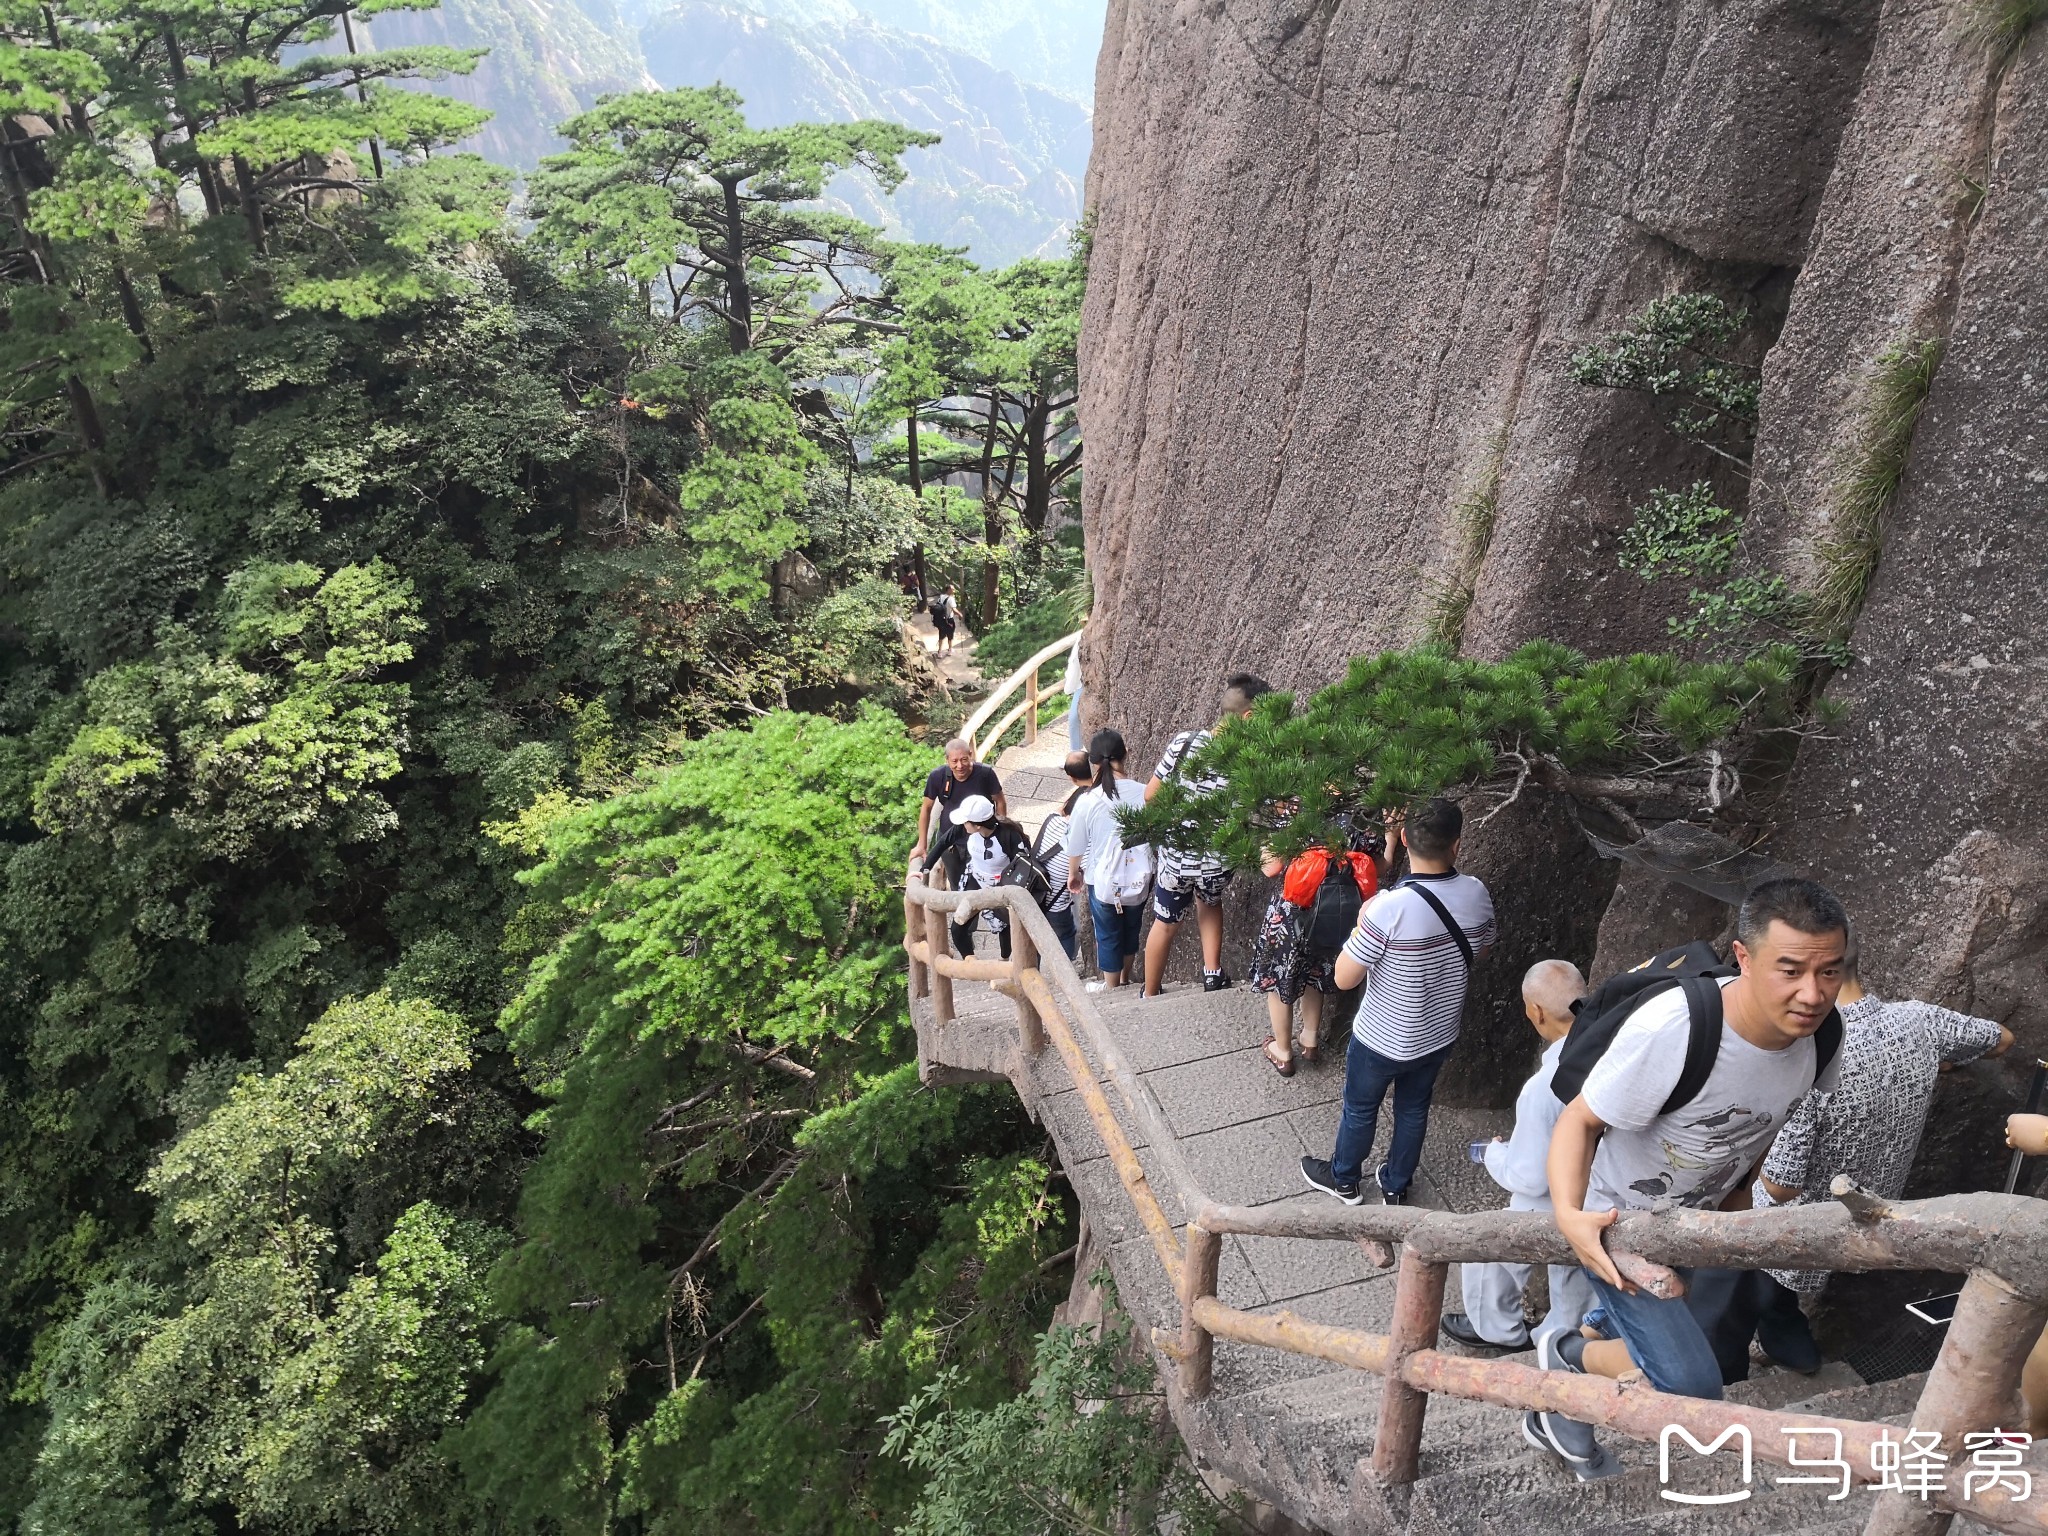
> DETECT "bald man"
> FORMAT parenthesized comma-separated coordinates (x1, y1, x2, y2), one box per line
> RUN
(1440, 959, 1596, 1352)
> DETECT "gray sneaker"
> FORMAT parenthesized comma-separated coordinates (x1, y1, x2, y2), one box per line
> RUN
(1524, 1330, 1622, 1479)
(1522, 1411, 1623, 1481)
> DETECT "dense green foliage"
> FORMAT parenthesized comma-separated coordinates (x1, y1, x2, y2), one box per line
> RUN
(1123, 642, 1827, 867)
(459, 711, 1069, 1530)
(0, 7, 1096, 1529)
(886, 1309, 1241, 1536)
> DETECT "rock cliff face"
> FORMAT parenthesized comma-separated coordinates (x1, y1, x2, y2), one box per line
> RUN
(1077, 0, 2048, 1150)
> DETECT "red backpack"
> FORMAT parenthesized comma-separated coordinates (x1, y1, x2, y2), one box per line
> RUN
(1280, 849, 1378, 950)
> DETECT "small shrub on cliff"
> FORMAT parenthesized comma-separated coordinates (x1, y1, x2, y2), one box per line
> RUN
(1960, 0, 2048, 64)
(1570, 293, 1761, 467)
(1122, 642, 1826, 866)
(1616, 482, 1739, 581)
(1808, 336, 1944, 641)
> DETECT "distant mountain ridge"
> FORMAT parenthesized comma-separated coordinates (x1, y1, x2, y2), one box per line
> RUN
(371, 0, 1102, 264)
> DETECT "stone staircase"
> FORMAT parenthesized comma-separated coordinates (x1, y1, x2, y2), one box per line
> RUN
(915, 976, 1993, 1535)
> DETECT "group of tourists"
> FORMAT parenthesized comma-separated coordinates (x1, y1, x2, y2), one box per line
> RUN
(908, 675, 2032, 1482)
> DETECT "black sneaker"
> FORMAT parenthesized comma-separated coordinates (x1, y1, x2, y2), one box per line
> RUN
(1202, 970, 1232, 992)
(1300, 1156, 1362, 1206)
(1375, 1162, 1409, 1206)
(1441, 1311, 1528, 1351)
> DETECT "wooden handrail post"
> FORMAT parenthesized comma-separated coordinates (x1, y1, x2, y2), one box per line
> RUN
(923, 867, 955, 1025)
(904, 872, 929, 999)
(1024, 666, 1039, 745)
(1370, 1246, 1448, 1485)
(1178, 1224, 1222, 1400)
(1862, 1269, 2048, 1536)
(1008, 911, 1046, 1055)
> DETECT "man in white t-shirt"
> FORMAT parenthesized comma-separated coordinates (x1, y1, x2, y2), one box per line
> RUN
(1527, 878, 1850, 1482)
(1300, 797, 1495, 1206)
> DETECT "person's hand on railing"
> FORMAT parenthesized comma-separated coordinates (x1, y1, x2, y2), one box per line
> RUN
(2008, 1113, 2048, 1158)
(1556, 1204, 1628, 1292)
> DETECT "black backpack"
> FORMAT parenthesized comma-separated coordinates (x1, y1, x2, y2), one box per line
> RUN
(997, 819, 1060, 912)
(1287, 855, 1369, 952)
(1549, 940, 1842, 1112)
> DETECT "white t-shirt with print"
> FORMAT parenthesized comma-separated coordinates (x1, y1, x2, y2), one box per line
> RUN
(1582, 977, 1842, 1215)
(961, 830, 1013, 887)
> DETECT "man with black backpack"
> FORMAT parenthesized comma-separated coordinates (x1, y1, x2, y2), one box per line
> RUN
(1300, 798, 1494, 1207)
(1525, 877, 1850, 1483)
(1142, 673, 1271, 996)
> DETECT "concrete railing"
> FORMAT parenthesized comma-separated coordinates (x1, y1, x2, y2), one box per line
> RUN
(958, 628, 1083, 758)
(903, 867, 2048, 1536)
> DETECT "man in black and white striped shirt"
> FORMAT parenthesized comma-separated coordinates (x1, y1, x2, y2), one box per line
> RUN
(1142, 672, 1270, 996)
(1301, 798, 1495, 1206)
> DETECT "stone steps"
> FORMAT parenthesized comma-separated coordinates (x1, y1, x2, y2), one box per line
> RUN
(916, 973, 1956, 1535)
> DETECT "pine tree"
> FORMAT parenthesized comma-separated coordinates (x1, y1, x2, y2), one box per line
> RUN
(1123, 641, 1829, 867)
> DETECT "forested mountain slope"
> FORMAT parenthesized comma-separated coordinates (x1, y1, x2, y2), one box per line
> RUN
(0, 8, 1096, 1526)
(369, 0, 1098, 262)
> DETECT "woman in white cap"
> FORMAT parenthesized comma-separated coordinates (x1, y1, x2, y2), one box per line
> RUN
(943, 794, 1028, 961)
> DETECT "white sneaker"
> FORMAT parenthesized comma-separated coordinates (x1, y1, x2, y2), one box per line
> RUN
(1084, 980, 1108, 994)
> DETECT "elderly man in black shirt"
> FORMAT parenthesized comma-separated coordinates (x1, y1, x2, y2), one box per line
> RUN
(913, 737, 1006, 869)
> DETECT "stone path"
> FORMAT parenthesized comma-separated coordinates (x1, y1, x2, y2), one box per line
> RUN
(917, 968, 1923, 1535)
(904, 605, 982, 703)
(994, 723, 1073, 835)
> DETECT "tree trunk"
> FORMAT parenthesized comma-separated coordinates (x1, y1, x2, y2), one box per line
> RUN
(0, 134, 109, 494)
(977, 400, 1001, 626)
(162, 29, 225, 218)
(905, 409, 922, 496)
(718, 176, 753, 353)
(1021, 395, 1052, 534)
(232, 153, 266, 253)
(40, 34, 154, 360)
(340, 10, 385, 180)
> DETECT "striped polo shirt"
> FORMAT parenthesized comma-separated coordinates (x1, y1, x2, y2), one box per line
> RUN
(1341, 871, 1496, 1061)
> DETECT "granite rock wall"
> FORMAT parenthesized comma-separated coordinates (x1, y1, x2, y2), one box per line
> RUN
(1078, 0, 2048, 1146)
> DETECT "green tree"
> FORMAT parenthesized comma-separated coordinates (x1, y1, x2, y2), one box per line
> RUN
(457, 710, 1070, 1532)
(531, 85, 936, 358)
(886, 1312, 1243, 1536)
(23, 992, 507, 1535)
(875, 243, 1083, 623)
(1124, 641, 1832, 868)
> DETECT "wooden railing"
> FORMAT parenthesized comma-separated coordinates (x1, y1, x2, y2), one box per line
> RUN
(903, 867, 2048, 1536)
(958, 628, 1083, 758)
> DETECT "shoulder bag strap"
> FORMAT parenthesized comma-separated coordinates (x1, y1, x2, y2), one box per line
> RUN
(1402, 880, 1475, 970)
(1660, 976, 1726, 1117)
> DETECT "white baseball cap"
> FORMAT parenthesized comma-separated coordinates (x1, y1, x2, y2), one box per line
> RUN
(950, 794, 997, 825)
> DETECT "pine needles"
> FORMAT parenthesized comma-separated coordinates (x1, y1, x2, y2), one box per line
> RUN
(1807, 336, 1943, 641)
(1120, 641, 1819, 866)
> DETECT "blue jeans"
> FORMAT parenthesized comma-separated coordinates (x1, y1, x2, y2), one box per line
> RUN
(1046, 903, 1078, 961)
(1089, 893, 1145, 976)
(1068, 685, 1084, 751)
(1330, 1035, 1453, 1194)
(1585, 1269, 1725, 1399)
